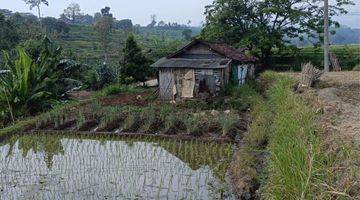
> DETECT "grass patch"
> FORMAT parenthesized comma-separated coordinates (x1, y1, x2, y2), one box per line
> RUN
(234, 71, 359, 199)
(96, 84, 147, 97)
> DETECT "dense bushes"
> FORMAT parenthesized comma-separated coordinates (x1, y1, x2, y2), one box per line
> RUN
(270, 45, 360, 71)
(0, 37, 88, 126)
(84, 63, 116, 90)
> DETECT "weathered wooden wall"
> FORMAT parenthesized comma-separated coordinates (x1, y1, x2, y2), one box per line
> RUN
(159, 67, 227, 100)
(159, 69, 175, 100)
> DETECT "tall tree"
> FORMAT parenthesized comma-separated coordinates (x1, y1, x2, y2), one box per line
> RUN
(63, 3, 82, 24)
(201, 0, 354, 69)
(147, 14, 157, 27)
(101, 7, 113, 17)
(23, 0, 48, 24)
(120, 35, 151, 83)
(94, 7, 114, 62)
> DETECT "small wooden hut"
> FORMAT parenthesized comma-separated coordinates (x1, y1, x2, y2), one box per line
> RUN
(151, 40, 257, 100)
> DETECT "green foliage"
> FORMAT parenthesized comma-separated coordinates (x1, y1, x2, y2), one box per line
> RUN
(120, 35, 152, 83)
(259, 73, 319, 199)
(159, 105, 179, 133)
(140, 106, 157, 133)
(122, 106, 141, 131)
(0, 38, 61, 121)
(182, 29, 192, 41)
(84, 64, 116, 90)
(94, 11, 114, 62)
(201, 0, 354, 68)
(114, 19, 133, 31)
(271, 45, 360, 71)
(184, 113, 210, 136)
(238, 72, 357, 199)
(9, 12, 41, 42)
(101, 84, 124, 96)
(63, 3, 82, 25)
(100, 84, 141, 96)
(219, 112, 239, 137)
(41, 17, 69, 34)
(0, 13, 20, 51)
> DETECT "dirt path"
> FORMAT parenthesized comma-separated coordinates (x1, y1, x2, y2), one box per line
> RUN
(312, 72, 360, 140)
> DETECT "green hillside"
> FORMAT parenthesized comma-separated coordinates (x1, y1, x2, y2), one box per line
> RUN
(55, 25, 201, 66)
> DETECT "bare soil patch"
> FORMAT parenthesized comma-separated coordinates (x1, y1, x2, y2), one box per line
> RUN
(68, 90, 94, 100)
(100, 91, 151, 106)
(312, 72, 359, 139)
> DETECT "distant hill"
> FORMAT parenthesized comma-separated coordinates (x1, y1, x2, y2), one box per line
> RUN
(54, 25, 199, 66)
(289, 27, 360, 47)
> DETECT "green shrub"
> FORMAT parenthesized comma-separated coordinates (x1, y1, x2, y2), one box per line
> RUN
(270, 45, 360, 71)
(212, 84, 261, 110)
(101, 84, 125, 96)
(84, 64, 116, 90)
(0, 39, 61, 121)
(97, 84, 147, 97)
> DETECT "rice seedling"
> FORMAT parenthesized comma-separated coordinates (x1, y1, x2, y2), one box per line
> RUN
(98, 106, 124, 131)
(122, 106, 142, 132)
(75, 111, 86, 130)
(183, 113, 208, 136)
(159, 105, 180, 134)
(219, 111, 240, 137)
(139, 105, 157, 133)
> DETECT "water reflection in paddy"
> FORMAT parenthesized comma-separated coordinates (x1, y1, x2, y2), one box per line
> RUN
(0, 133, 234, 199)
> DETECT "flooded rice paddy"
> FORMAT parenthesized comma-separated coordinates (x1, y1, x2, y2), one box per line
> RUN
(0, 133, 235, 199)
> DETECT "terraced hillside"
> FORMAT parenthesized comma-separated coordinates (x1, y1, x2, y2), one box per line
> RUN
(55, 25, 201, 66)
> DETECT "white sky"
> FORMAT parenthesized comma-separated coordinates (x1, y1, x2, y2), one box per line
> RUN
(0, 0, 359, 27)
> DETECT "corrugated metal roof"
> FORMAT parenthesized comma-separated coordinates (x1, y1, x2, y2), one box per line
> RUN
(151, 58, 231, 69)
(166, 39, 258, 62)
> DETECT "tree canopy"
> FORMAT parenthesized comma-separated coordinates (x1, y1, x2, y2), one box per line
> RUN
(23, 0, 48, 22)
(201, 0, 354, 68)
(94, 7, 114, 62)
(120, 35, 151, 83)
(63, 3, 82, 24)
(0, 13, 20, 51)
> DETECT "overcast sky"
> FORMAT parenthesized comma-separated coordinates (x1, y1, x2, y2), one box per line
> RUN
(1, 0, 359, 28)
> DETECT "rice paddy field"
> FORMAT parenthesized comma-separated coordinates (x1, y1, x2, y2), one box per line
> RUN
(0, 133, 235, 199)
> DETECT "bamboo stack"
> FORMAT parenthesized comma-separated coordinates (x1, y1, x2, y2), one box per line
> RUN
(298, 62, 323, 88)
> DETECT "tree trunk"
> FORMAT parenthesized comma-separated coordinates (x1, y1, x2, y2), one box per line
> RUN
(37, 6, 42, 27)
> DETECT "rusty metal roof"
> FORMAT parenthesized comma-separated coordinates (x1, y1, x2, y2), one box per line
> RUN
(167, 39, 258, 62)
(151, 58, 231, 69)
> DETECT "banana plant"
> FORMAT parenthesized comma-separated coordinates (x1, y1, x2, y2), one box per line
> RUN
(0, 38, 61, 120)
